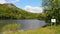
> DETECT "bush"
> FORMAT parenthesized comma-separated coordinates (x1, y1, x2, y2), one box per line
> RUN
(2, 23, 21, 32)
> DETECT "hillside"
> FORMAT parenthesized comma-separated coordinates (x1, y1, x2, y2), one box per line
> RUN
(0, 3, 40, 20)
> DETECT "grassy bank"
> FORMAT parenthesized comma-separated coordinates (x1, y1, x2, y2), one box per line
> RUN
(2, 25, 60, 34)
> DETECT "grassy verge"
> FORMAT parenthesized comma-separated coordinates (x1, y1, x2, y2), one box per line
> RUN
(2, 26, 58, 34)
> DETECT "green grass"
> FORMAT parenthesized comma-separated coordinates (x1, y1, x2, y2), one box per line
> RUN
(2, 25, 60, 34)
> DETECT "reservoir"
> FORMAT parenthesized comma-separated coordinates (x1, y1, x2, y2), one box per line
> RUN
(0, 20, 46, 30)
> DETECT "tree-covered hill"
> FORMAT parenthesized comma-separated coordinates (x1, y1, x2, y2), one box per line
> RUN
(0, 3, 38, 19)
(0, 3, 46, 20)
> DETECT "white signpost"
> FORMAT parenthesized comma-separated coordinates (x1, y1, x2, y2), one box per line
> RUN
(51, 19, 56, 23)
(51, 19, 56, 28)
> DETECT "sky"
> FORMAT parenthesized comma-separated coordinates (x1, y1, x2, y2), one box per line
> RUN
(0, 0, 43, 13)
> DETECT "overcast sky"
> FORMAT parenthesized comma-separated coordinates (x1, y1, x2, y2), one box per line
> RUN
(0, 0, 43, 13)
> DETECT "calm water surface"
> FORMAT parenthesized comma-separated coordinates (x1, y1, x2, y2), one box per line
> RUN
(0, 20, 46, 30)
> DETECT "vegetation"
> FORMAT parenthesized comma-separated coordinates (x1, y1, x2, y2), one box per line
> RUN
(2, 23, 21, 32)
(2, 25, 60, 34)
(42, 0, 60, 24)
(0, 3, 46, 33)
(2, 26, 56, 34)
(0, 0, 60, 34)
(0, 3, 46, 20)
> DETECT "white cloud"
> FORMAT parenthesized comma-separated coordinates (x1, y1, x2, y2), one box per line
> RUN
(24, 5, 43, 13)
(0, 0, 6, 4)
(0, 0, 20, 4)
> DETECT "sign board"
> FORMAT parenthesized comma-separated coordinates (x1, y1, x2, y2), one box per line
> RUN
(51, 19, 56, 23)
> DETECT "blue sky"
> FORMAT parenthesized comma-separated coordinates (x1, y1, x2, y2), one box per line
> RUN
(6, 0, 42, 9)
(0, 0, 43, 13)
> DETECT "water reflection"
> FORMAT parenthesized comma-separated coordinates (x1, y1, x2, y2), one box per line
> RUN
(0, 20, 46, 30)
